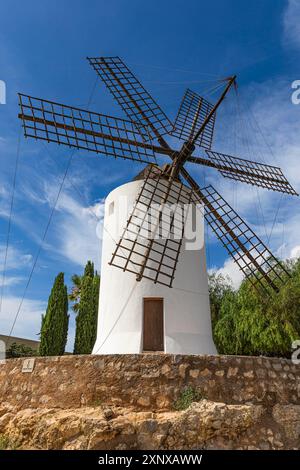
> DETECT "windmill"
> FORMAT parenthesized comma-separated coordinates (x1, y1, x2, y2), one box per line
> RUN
(18, 57, 297, 355)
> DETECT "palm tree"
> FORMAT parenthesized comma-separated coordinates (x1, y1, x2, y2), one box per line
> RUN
(68, 262, 98, 313)
(68, 274, 82, 313)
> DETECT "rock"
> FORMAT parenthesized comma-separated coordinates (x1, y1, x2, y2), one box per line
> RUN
(141, 372, 160, 379)
(268, 371, 277, 379)
(0, 412, 14, 429)
(273, 404, 300, 440)
(0, 400, 268, 450)
(178, 364, 188, 378)
(260, 442, 270, 450)
(189, 369, 199, 379)
(137, 397, 151, 407)
(200, 368, 212, 377)
(156, 395, 170, 409)
(103, 408, 114, 420)
(94, 359, 105, 370)
(161, 364, 171, 375)
(256, 368, 266, 378)
(244, 371, 254, 379)
(215, 370, 224, 377)
(227, 367, 238, 378)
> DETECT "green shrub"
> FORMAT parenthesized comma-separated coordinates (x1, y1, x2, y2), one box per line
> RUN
(0, 434, 9, 450)
(174, 386, 202, 411)
(0, 434, 19, 450)
(211, 259, 300, 357)
(6, 342, 37, 358)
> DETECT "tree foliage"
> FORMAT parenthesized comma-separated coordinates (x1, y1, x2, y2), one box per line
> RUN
(68, 274, 82, 313)
(92, 273, 100, 350)
(208, 272, 234, 329)
(39, 272, 69, 356)
(68, 262, 96, 313)
(210, 260, 300, 357)
(73, 261, 100, 354)
(84, 260, 95, 278)
(7, 342, 38, 358)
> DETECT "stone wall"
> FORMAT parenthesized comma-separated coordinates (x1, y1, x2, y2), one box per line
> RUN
(1, 354, 300, 450)
(0, 354, 299, 411)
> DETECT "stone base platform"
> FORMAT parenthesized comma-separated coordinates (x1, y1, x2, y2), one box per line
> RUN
(0, 354, 299, 449)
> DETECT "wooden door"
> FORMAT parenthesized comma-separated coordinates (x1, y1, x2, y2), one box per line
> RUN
(143, 298, 164, 352)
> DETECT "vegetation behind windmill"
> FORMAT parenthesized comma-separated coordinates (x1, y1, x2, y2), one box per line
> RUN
(210, 257, 300, 357)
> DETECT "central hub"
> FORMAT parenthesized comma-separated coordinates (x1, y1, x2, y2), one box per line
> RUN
(170, 141, 196, 180)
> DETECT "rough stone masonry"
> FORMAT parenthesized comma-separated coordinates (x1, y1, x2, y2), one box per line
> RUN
(0, 354, 299, 449)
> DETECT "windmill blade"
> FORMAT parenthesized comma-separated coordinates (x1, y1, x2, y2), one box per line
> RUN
(18, 93, 157, 164)
(190, 184, 290, 293)
(171, 88, 216, 150)
(206, 150, 297, 195)
(187, 150, 298, 196)
(87, 56, 173, 142)
(110, 165, 194, 287)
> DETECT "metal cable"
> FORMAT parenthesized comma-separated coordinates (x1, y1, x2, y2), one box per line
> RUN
(7, 76, 101, 337)
(234, 87, 286, 252)
(8, 151, 74, 337)
(0, 127, 22, 316)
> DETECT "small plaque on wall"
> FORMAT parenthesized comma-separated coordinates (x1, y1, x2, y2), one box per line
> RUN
(22, 358, 35, 373)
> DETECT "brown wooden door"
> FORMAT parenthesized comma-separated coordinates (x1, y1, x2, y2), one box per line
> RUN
(143, 298, 164, 351)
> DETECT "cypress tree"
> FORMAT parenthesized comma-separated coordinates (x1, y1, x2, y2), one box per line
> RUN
(39, 272, 69, 356)
(73, 275, 94, 354)
(84, 260, 94, 278)
(91, 272, 100, 349)
(73, 261, 100, 354)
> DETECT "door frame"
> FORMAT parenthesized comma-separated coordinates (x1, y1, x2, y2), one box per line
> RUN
(142, 297, 165, 352)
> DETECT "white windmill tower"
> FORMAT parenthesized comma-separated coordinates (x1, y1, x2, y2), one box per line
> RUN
(18, 57, 295, 355)
(93, 164, 215, 355)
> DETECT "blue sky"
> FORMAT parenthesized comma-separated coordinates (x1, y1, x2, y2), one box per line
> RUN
(0, 0, 300, 349)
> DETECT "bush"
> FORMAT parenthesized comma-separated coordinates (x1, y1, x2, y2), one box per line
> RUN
(173, 386, 202, 411)
(211, 259, 300, 357)
(0, 434, 10, 450)
(208, 272, 234, 329)
(6, 342, 37, 358)
(0, 434, 19, 450)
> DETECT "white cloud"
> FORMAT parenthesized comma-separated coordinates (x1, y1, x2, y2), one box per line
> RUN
(0, 295, 75, 352)
(42, 183, 105, 270)
(0, 296, 45, 340)
(290, 245, 300, 258)
(210, 258, 244, 290)
(0, 244, 32, 288)
(19, 171, 105, 271)
(0, 244, 32, 271)
(0, 185, 8, 197)
(0, 276, 25, 287)
(283, 0, 300, 48)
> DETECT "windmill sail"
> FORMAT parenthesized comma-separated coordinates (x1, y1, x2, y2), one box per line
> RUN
(205, 150, 297, 195)
(194, 185, 290, 293)
(187, 151, 297, 195)
(171, 88, 216, 150)
(18, 94, 157, 164)
(87, 56, 173, 141)
(110, 166, 194, 287)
